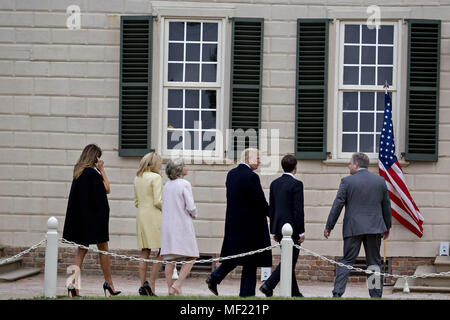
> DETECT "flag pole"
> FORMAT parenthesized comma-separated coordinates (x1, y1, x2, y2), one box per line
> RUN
(383, 80, 389, 285)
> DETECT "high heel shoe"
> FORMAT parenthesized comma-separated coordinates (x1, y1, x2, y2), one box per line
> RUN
(143, 281, 157, 296)
(67, 283, 81, 297)
(103, 282, 121, 297)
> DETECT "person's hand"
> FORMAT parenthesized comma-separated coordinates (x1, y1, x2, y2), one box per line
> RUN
(324, 229, 331, 239)
(298, 235, 305, 244)
(96, 157, 104, 171)
(383, 230, 390, 240)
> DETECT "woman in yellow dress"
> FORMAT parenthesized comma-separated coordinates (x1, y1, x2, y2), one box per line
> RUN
(134, 152, 163, 296)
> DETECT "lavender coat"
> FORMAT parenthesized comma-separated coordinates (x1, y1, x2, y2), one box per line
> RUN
(160, 178, 199, 258)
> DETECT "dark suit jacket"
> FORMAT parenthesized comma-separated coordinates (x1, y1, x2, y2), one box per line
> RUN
(269, 174, 305, 242)
(220, 164, 272, 267)
(326, 169, 392, 238)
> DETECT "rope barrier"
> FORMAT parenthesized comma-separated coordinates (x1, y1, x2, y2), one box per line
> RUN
(1, 238, 449, 283)
(0, 239, 47, 266)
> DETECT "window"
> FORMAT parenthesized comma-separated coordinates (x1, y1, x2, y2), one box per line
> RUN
(338, 22, 396, 158)
(162, 20, 223, 158)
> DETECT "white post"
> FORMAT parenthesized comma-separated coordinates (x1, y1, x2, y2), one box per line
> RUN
(280, 223, 293, 297)
(44, 217, 59, 298)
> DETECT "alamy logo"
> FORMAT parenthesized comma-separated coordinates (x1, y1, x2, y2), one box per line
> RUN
(66, 5, 81, 30)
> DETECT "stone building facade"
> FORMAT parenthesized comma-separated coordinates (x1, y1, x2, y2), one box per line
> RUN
(0, 0, 449, 279)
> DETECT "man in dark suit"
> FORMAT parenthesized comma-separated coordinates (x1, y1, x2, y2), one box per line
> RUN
(324, 152, 391, 298)
(206, 148, 272, 297)
(259, 154, 305, 297)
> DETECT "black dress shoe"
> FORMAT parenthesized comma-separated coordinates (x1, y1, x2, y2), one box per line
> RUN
(332, 293, 342, 298)
(259, 283, 273, 297)
(206, 276, 218, 296)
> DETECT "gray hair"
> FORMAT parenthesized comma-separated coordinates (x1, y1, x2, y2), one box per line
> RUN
(352, 152, 370, 168)
(240, 148, 259, 163)
(166, 158, 185, 180)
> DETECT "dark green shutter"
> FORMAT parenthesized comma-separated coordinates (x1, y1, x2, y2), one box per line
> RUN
(295, 19, 330, 159)
(229, 18, 264, 158)
(119, 16, 154, 156)
(405, 19, 441, 161)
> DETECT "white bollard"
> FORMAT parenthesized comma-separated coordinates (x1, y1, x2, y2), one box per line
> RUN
(280, 223, 293, 297)
(403, 278, 410, 293)
(44, 217, 59, 298)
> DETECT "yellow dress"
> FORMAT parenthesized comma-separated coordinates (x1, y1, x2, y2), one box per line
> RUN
(134, 171, 163, 250)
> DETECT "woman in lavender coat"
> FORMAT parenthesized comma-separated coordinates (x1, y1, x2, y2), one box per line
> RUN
(160, 158, 199, 295)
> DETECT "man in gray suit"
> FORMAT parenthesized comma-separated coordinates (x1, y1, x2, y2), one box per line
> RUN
(324, 152, 391, 298)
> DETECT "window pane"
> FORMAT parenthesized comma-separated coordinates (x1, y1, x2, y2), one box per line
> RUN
(376, 133, 381, 151)
(201, 64, 217, 82)
(169, 22, 184, 41)
(378, 47, 393, 65)
(344, 46, 359, 64)
(169, 43, 184, 61)
(202, 111, 216, 129)
(343, 92, 358, 110)
(185, 110, 199, 129)
(361, 66, 375, 85)
(186, 43, 200, 61)
(202, 44, 218, 62)
(342, 134, 357, 152)
(345, 25, 360, 43)
(343, 66, 359, 85)
(187, 22, 200, 41)
(376, 112, 384, 131)
(343, 112, 358, 132)
(168, 89, 183, 108)
(361, 46, 376, 64)
(202, 131, 216, 150)
(362, 25, 376, 44)
(168, 63, 183, 82)
(360, 113, 374, 132)
(378, 25, 394, 44)
(202, 90, 216, 109)
(376, 92, 385, 110)
(185, 90, 199, 108)
(184, 130, 200, 150)
(377, 67, 392, 85)
(360, 92, 374, 110)
(360, 134, 374, 152)
(167, 130, 183, 149)
(203, 23, 218, 41)
(185, 63, 199, 82)
(168, 110, 183, 128)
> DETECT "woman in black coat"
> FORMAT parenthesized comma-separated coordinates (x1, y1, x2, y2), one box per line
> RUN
(63, 144, 120, 297)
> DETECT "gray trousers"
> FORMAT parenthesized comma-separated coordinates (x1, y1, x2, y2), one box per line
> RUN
(333, 234, 383, 298)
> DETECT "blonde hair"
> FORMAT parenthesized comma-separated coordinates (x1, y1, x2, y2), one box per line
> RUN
(165, 158, 185, 180)
(73, 144, 102, 179)
(240, 148, 259, 163)
(136, 152, 162, 177)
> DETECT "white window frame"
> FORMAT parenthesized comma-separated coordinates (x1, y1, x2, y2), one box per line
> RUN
(334, 20, 402, 160)
(159, 17, 226, 160)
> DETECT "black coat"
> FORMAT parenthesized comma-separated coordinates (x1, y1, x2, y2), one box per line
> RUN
(63, 167, 110, 246)
(219, 164, 272, 267)
(269, 174, 305, 242)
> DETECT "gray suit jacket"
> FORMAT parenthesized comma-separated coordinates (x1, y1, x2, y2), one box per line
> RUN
(326, 169, 392, 238)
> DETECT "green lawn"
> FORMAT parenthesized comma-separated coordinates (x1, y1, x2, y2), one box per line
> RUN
(25, 295, 380, 300)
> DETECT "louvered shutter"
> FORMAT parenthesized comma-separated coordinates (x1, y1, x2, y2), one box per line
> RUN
(119, 16, 154, 156)
(295, 19, 330, 159)
(405, 19, 441, 161)
(229, 18, 264, 158)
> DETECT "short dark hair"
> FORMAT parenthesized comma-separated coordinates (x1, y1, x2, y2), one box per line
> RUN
(281, 154, 297, 172)
(352, 152, 370, 168)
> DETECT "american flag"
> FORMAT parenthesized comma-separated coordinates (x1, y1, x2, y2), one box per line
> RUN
(378, 92, 424, 237)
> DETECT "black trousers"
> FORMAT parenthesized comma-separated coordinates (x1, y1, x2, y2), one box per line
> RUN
(210, 260, 257, 297)
(333, 234, 383, 298)
(264, 245, 301, 296)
